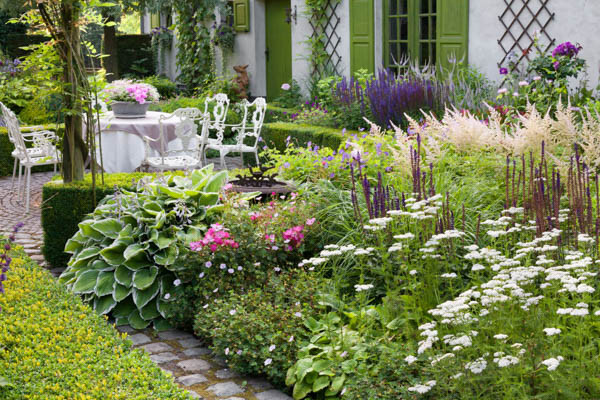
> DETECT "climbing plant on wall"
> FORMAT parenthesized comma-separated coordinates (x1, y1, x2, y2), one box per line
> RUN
(305, 0, 341, 79)
(173, 0, 229, 91)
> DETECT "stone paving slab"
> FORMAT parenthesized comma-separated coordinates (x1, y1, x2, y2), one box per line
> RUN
(0, 170, 292, 400)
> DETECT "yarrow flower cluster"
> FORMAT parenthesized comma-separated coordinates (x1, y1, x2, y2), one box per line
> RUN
(190, 224, 239, 252)
(101, 79, 160, 105)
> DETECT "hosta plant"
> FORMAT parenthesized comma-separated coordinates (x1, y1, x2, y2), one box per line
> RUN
(59, 166, 228, 330)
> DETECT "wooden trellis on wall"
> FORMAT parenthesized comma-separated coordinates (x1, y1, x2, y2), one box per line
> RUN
(309, 0, 342, 79)
(497, 0, 555, 69)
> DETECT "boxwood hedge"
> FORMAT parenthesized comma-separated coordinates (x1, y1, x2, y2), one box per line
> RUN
(0, 248, 190, 399)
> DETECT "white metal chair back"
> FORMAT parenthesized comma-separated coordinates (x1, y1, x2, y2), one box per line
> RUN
(235, 97, 267, 149)
(0, 102, 28, 162)
(143, 108, 205, 170)
(202, 93, 230, 143)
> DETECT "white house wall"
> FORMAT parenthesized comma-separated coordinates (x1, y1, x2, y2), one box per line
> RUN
(219, 0, 267, 97)
(469, 0, 600, 86)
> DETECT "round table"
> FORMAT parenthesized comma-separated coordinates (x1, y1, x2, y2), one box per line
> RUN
(95, 111, 183, 173)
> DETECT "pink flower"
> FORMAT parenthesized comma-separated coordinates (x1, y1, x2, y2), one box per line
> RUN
(281, 83, 291, 91)
(306, 218, 316, 226)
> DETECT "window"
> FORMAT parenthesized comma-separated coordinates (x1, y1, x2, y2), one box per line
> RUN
(384, 0, 437, 73)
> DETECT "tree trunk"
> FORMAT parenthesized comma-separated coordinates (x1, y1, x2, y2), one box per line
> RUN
(102, 12, 119, 82)
(61, 1, 87, 182)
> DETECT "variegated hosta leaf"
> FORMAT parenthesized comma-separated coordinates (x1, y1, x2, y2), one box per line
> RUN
(114, 264, 133, 287)
(72, 270, 100, 294)
(132, 279, 159, 309)
(132, 266, 159, 290)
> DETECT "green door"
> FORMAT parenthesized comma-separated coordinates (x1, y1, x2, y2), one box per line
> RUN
(436, 0, 469, 69)
(266, 0, 292, 99)
(350, 0, 374, 73)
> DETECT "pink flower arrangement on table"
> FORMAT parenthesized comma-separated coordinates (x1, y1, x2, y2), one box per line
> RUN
(190, 224, 239, 252)
(100, 79, 160, 105)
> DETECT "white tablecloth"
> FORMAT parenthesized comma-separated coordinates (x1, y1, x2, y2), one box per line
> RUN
(95, 111, 184, 173)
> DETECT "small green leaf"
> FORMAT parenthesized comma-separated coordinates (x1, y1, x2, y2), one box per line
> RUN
(99, 239, 128, 266)
(72, 270, 100, 294)
(113, 283, 132, 302)
(204, 170, 228, 193)
(313, 359, 333, 373)
(128, 309, 151, 330)
(132, 266, 159, 290)
(115, 264, 133, 287)
(112, 297, 136, 318)
(286, 365, 298, 386)
(140, 298, 160, 320)
(153, 318, 172, 332)
(94, 295, 117, 315)
(124, 243, 148, 260)
(293, 381, 313, 400)
(312, 376, 330, 392)
(327, 374, 345, 394)
(95, 270, 116, 297)
(154, 246, 178, 266)
(91, 218, 123, 239)
(132, 279, 159, 309)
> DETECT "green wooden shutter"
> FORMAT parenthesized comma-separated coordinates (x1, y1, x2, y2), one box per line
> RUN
(150, 13, 160, 29)
(233, 0, 250, 32)
(436, 0, 469, 69)
(350, 0, 374, 73)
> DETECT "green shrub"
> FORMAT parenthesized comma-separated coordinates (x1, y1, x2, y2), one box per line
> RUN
(41, 172, 164, 269)
(59, 167, 229, 330)
(116, 34, 155, 77)
(264, 105, 297, 123)
(261, 122, 353, 152)
(193, 270, 323, 387)
(143, 75, 178, 99)
(0, 249, 190, 399)
(166, 193, 321, 330)
(0, 124, 62, 177)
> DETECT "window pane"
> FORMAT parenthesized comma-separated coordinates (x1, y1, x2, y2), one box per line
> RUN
(420, 42, 430, 65)
(389, 18, 398, 40)
(399, 0, 407, 14)
(420, 16, 429, 39)
(431, 0, 436, 13)
(389, 0, 397, 16)
(400, 42, 408, 59)
(389, 43, 399, 65)
(400, 17, 408, 39)
(420, 0, 429, 13)
(431, 43, 436, 64)
(431, 16, 436, 38)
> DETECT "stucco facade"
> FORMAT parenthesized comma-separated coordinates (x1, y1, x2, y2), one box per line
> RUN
(147, 1, 600, 93)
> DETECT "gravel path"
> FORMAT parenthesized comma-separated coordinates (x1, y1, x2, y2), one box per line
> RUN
(0, 168, 290, 400)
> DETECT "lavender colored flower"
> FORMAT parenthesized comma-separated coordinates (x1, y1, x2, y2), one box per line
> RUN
(552, 41, 581, 58)
(499, 67, 508, 75)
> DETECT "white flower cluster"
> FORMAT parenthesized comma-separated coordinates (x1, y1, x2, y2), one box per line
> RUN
(407, 380, 436, 394)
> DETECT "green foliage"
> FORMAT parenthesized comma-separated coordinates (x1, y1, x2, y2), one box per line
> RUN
(194, 270, 323, 387)
(41, 171, 182, 269)
(166, 193, 321, 329)
(273, 80, 303, 108)
(116, 34, 155, 78)
(261, 122, 351, 153)
(264, 105, 298, 123)
(0, 250, 189, 400)
(59, 167, 228, 329)
(143, 75, 177, 99)
(198, 75, 244, 103)
(292, 104, 336, 128)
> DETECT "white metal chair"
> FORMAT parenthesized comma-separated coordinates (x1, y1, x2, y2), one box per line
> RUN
(141, 107, 206, 171)
(203, 97, 267, 168)
(199, 93, 230, 164)
(0, 102, 60, 213)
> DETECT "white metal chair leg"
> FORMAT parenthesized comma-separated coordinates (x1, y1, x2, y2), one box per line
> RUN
(17, 163, 23, 199)
(254, 151, 259, 166)
(11, 158, 18, 191)
(25, 167, 31, 213)
(219, 152, 227, 169)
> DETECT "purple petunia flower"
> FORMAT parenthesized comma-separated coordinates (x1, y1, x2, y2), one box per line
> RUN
(499, 67, 508, 75)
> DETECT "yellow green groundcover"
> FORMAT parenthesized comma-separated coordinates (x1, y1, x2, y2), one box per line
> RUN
(0, 249, 190, 400)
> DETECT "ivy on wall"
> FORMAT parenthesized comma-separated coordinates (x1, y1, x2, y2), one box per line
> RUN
(173, 0, 228, 91)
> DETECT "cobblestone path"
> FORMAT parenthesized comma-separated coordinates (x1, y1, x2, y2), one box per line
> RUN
(0, 168, 290, 400)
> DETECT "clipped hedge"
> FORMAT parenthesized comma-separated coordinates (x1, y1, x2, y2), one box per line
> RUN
(264, 105, 297, 123)
(0, 249, 190, 399)
(261, 122, 354, 152)
(0, 124, 63, 177)
(41, 173, 162, 269)
(1, 34, 49, 59)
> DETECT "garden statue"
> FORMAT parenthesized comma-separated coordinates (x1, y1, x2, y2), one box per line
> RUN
(232, 64, 249, 99)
